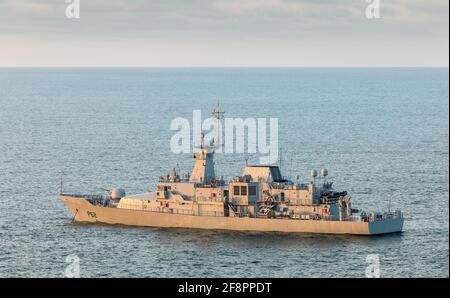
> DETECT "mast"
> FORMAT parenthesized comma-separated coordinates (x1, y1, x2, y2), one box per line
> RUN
(190, 130, 216, 184)
(60, 171, 64, 194)
(189, 102, 224, 184)
(279, 147, 283, 169)
(211, 100, 225, 150)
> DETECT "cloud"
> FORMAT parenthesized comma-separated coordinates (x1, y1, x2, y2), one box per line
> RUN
(0, 0, 448, 66)
(1, 1, 447, 35)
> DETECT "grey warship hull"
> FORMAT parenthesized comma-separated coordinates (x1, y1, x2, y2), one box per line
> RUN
(60, 195, 404, 235)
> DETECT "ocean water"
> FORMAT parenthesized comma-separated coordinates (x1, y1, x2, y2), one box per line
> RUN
(0, 68, 448, 278)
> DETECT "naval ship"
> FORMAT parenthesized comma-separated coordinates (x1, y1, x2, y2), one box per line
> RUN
(59, 112, 404, 235)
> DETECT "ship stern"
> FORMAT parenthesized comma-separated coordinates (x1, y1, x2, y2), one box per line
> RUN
(367, 217, 404, 235)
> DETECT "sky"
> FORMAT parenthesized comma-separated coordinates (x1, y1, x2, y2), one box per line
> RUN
(0, 0, 448, 67)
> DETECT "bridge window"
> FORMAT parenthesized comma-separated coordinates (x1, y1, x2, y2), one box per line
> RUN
(233, 186, 240, 195)
(248, 186, 256, 196)
(240, 186, 247, 196)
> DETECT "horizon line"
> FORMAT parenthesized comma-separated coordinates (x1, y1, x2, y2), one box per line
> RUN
(1, 66, 448, 69)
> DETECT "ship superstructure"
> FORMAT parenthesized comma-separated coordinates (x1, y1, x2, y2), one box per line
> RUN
(59, 108, 404, 235)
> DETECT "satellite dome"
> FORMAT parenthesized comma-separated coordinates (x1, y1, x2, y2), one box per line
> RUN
(111, 188, 126, 199)
(310, 169, 318, 178)
(320, 168, 328, 177)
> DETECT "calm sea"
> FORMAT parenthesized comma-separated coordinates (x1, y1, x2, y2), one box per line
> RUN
(0, 68, 448, 277)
